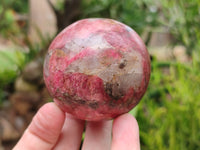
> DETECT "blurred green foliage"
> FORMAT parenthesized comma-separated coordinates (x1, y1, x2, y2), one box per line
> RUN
(0, 50, 25, 85)
(10, 0, 28, 13)
(0, 7, 20, 37)
(135, 59, 200, 150)
(0, 0, 50, 103)
(160, 0, 200, 55)
(54, 0, 66, 13)
(0, 0, 28, 37)
(0, 49, 26, 104)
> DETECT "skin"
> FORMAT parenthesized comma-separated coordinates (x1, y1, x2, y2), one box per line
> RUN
(13, 102, 140, 150)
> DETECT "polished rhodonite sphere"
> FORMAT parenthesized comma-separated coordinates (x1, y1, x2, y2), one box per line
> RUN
(43, 18, 151, 121)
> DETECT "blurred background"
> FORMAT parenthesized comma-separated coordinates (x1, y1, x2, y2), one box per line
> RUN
(0, 0, 200, 149)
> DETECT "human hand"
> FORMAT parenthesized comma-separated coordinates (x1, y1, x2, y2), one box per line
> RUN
(13, 102, 140, 150)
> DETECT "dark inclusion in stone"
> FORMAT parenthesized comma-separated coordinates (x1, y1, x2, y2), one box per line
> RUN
(105, 82, 124, 100)
(88, 101, 99, 109)
(119, 59, 127, 69)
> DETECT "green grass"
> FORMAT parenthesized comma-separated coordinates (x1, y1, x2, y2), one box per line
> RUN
(134, 56, 200, 150)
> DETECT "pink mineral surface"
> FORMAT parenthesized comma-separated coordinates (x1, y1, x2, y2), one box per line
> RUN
(43, 18, 151, 121)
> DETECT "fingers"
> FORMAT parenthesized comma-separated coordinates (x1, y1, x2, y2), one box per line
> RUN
(82, 120, 112, 150)
(111, 113, 140, 150)
(53, 114, 85, 150)
(13, 102, 65, 150)
(13, 103, 140, 150)
(81, 114, 140, 150)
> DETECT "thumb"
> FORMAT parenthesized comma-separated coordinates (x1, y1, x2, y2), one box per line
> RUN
(13, 102, 65, 150)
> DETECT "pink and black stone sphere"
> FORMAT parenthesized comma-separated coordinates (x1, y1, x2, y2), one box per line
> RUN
(43, 18, 151, 121)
